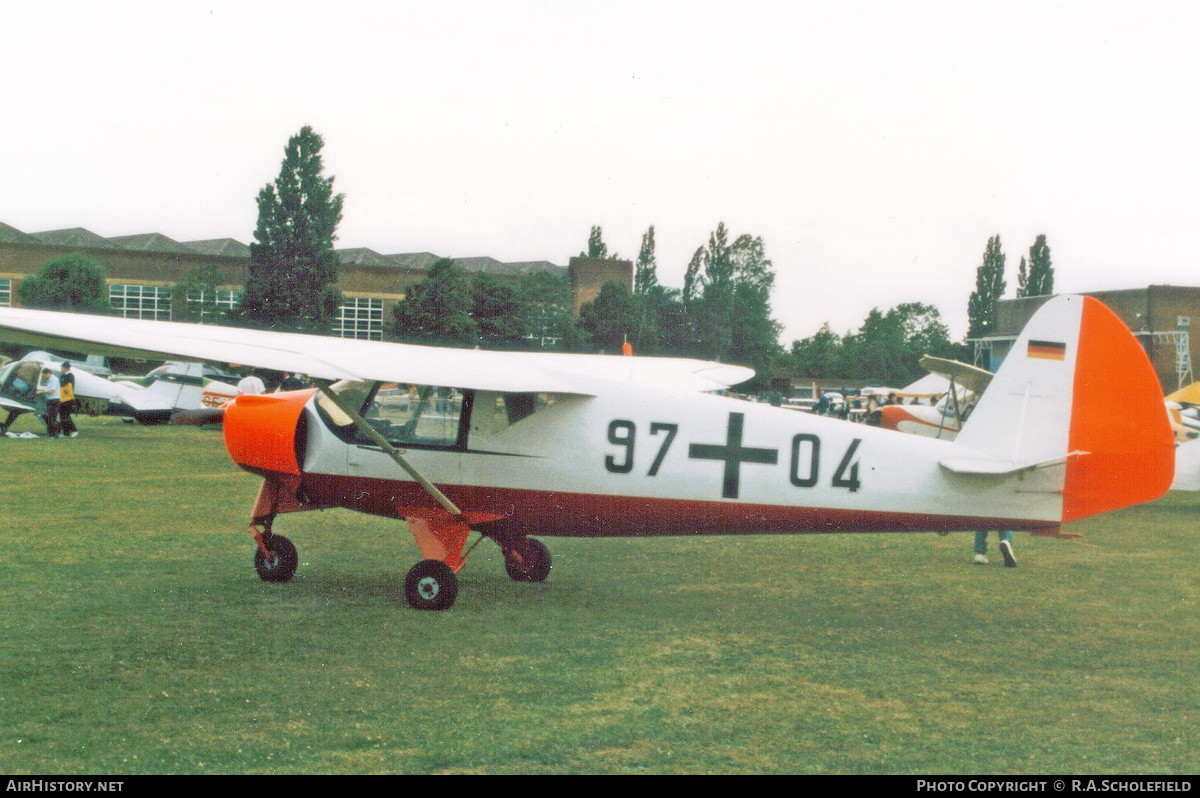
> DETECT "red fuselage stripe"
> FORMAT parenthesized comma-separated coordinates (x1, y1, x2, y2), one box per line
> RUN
(286, 471, 1055, 537)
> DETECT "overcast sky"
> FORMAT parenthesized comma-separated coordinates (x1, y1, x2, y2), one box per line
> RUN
(4, 1, 1197, 343)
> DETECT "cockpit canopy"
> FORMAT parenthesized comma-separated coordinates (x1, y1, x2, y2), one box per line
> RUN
(315, 380, 560, 450)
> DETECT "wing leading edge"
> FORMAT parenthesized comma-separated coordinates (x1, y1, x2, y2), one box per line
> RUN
(0, 307, 754, 395)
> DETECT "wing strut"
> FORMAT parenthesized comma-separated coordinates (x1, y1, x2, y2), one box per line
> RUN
(316, 383, 464, 519)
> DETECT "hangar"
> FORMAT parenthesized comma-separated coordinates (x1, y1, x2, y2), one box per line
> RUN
(974, 285, 1200, 393)
(0, 220, 630, 343)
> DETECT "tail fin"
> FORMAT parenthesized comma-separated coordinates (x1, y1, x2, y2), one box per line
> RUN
(143, 362, 206, 410)
(955, 295, 1174, 522)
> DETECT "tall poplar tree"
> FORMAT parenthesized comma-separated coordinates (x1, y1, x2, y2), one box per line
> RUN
(967, 235, 1007, 339)
(580, 225, 617, 259)
(633, 225, 659, 295)
(241, 126, 345, 330)
(1021, 234, 1054, 297)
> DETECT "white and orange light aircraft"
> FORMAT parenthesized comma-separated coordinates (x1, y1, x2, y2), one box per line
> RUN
(870, 356, 994, 440)
(0, 296, 1176, 610)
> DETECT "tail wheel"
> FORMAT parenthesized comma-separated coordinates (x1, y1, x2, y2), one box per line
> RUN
(504, 538, 551, 583)
(404, 559, 459, 610)
(254, 534, 298, 582)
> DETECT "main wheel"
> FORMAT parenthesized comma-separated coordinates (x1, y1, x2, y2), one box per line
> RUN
(504, 538, 551, 583)
(254, 534, 299, 582)
(404, 559, 458, 610)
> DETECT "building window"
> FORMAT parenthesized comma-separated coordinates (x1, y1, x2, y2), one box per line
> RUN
(187, 288, 243, 320)
(0, 278, 10, 307)
(333, 297, 383, 340)
(523, 304, 564, 348)
(110, 284, 172, 321)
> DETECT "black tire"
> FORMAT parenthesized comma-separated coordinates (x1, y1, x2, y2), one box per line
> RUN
(404, 559, 458, 610)
(254, 534, 299, 582)
(504, 538, 551, 583)
(134, 411, 173, 426)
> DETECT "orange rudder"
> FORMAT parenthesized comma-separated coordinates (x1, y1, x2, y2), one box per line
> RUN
(1063, 297, 1175, 522)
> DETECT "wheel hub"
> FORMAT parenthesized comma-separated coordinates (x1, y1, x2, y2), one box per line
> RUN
(417, 577, 440, 599)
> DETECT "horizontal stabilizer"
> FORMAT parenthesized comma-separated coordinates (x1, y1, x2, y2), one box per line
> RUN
(939, 450, 1088, 475)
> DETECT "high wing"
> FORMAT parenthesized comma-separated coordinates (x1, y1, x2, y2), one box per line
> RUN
(0, 307, 754, 395)
(917, 355, 994, 394)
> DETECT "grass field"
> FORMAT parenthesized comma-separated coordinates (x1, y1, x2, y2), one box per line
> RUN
(0, 414, 1196, 774)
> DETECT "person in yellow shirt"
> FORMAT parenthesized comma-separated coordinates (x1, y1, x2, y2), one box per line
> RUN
(58, 361, 78, 438)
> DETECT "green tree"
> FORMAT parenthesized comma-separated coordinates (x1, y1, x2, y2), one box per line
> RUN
(794, 303, 961, 385)
(517, 271, 586, 350)
(171, 264, 226, 323)
(685, 223, 782, 375)
(390, 258, 478, 347)
(580, 225, 617, 259)
(578, 281, 636, 353)
(241, 126, 345, 330)
(892, 302, 957, 360)
(791, 323, 846, 379)
(967, 235, 1007, 339)
(471, 272, 527, 348)
(843, 308, 910, 384)
(633, 225, 659, 296)
(18, 253, 109, 313)
(724, 233, 782, 372)
(1019, 234, 1054, 297)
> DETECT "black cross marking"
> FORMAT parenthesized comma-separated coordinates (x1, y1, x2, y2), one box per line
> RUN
(688, 412, 778, 499)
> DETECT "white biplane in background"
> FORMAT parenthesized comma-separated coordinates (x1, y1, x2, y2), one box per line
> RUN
(868, 355, 994, 440)
(876, 350, 1200, 492)
(0, 296, 1175, 610)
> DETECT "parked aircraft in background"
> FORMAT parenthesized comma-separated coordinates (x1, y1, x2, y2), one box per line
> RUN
(876, 355, 1200, 492)
(0, 358, 219, 432)
(868, 356, 993, 439)
(21, 349, 113, 377)
(114, 362, 239, 412)
(0, 296, 1176, 610)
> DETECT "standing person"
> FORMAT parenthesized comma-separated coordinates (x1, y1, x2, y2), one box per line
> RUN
(237, 370, 266, 395)
(35, 366, 62, 438)
(974, 531, 1017, 567)
(278, 372, 304, 391)
(58, 361, 78, 438)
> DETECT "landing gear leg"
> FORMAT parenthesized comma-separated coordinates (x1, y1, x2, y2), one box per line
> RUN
(251, 518, 298, 582)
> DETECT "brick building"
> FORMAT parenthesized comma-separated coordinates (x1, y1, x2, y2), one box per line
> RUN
(0, 221, 632, 342)
(972, 285, 1200, 393)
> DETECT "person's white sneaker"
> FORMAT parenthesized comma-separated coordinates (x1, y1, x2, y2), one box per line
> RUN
(999, 540, 1017, 568)
(974, 553, 989, 565)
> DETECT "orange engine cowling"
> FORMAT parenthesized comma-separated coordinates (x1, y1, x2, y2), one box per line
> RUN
(223, 389, 316, 477)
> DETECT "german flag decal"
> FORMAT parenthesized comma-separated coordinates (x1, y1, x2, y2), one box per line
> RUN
(1027, 339, 1067, 360)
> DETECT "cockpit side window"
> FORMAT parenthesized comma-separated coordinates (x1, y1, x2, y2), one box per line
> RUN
(3, 362, 42, 400)
(470, 391, 560, 442)
(314, 380, 472, 450)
